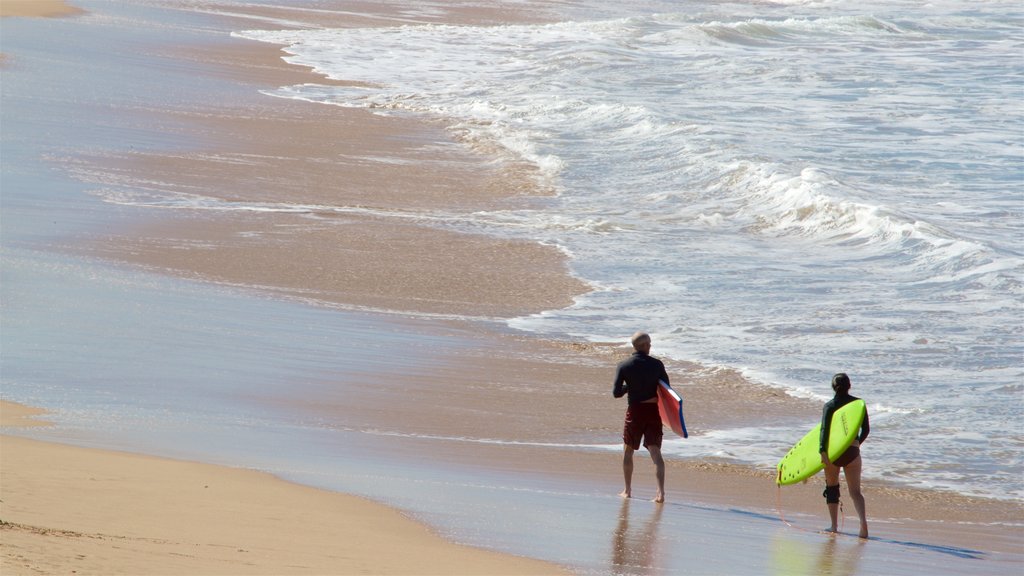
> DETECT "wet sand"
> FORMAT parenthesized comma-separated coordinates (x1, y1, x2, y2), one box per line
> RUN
(69, 11, 587, 319)
(2, 1, 1022, 574)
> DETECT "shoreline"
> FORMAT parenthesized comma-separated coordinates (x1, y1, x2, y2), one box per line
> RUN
(2, 1, 1021, 573)
(69, 11, 589, 320)
(4, 398, 1021, 566)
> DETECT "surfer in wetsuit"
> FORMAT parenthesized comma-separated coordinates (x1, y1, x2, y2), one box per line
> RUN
(613, 331, 669, 503)
(820, 372, 870, 538)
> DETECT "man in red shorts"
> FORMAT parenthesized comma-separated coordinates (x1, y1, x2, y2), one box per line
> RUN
(613, 331, 669, 503)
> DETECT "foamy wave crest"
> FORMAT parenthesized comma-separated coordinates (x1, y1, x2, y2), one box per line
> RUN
(720, 162, 1021, 285)
(699, 15, 909, 45)
(457, 209, 626, 236)
(728, 164, 916, 243)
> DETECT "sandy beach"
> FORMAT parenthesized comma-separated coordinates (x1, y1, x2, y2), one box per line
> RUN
(0, 1, 83, 19)
(0, 402, 564, 575)
(2, 1, 1021, 574)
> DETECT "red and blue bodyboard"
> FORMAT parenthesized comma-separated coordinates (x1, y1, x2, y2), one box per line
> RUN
(657, 380, 688, 438)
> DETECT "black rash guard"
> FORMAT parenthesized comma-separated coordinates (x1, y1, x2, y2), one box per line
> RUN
(613, 352, 669, 405)
(819, 392, 870, 453)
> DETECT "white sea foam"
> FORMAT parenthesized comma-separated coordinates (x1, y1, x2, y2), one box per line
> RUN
(234, 1, 1023, 500)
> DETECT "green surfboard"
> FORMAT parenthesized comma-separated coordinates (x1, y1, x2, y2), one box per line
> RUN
(776, 399, 865, 486)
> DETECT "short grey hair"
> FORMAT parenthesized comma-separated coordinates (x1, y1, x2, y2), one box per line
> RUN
(631, 331, 651, 350)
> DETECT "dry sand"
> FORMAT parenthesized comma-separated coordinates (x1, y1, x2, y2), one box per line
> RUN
(0, 0, 83, 19)
(0, 402, 565, 575)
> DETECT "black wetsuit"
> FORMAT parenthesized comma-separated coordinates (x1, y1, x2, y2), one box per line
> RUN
(612, 352, 669, 405)
(819, 392, 870, 454)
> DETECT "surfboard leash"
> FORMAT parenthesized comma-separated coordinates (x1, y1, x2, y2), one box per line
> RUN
(775, 480, 794, 528)
(775, 478, 846, 533)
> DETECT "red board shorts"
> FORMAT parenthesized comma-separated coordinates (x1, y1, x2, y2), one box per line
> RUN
(623, 402, 663, 450)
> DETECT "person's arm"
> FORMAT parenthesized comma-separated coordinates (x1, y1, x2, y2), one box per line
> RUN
(613, 365, 627, 398)
(858, 407, 870, 444)
(819, 403, 834, 463)
(659, 361, 670, 386)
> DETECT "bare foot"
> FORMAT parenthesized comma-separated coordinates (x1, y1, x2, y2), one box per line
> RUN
(619, 490, 631, 499)
(653, 493, 665, 503)
(859, 530, 869, 539)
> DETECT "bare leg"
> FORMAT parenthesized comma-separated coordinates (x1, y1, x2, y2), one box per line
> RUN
(620, 445, 635, 498)
(843, 457, 868, 538)
(648, 445, 665, 503)
(823, 462, 841, 533)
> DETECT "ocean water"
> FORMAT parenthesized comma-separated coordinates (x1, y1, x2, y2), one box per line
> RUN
(228, 0, 1024, 500)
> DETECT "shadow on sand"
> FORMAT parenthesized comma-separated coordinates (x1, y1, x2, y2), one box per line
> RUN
(671, 501, 985, 561)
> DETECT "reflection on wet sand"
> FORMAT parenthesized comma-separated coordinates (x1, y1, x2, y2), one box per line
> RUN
(771, 530, 865, 576)
(611, 498, 665, 575)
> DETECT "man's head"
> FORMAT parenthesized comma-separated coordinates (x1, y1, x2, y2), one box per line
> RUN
(631, 331, 651, 353)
